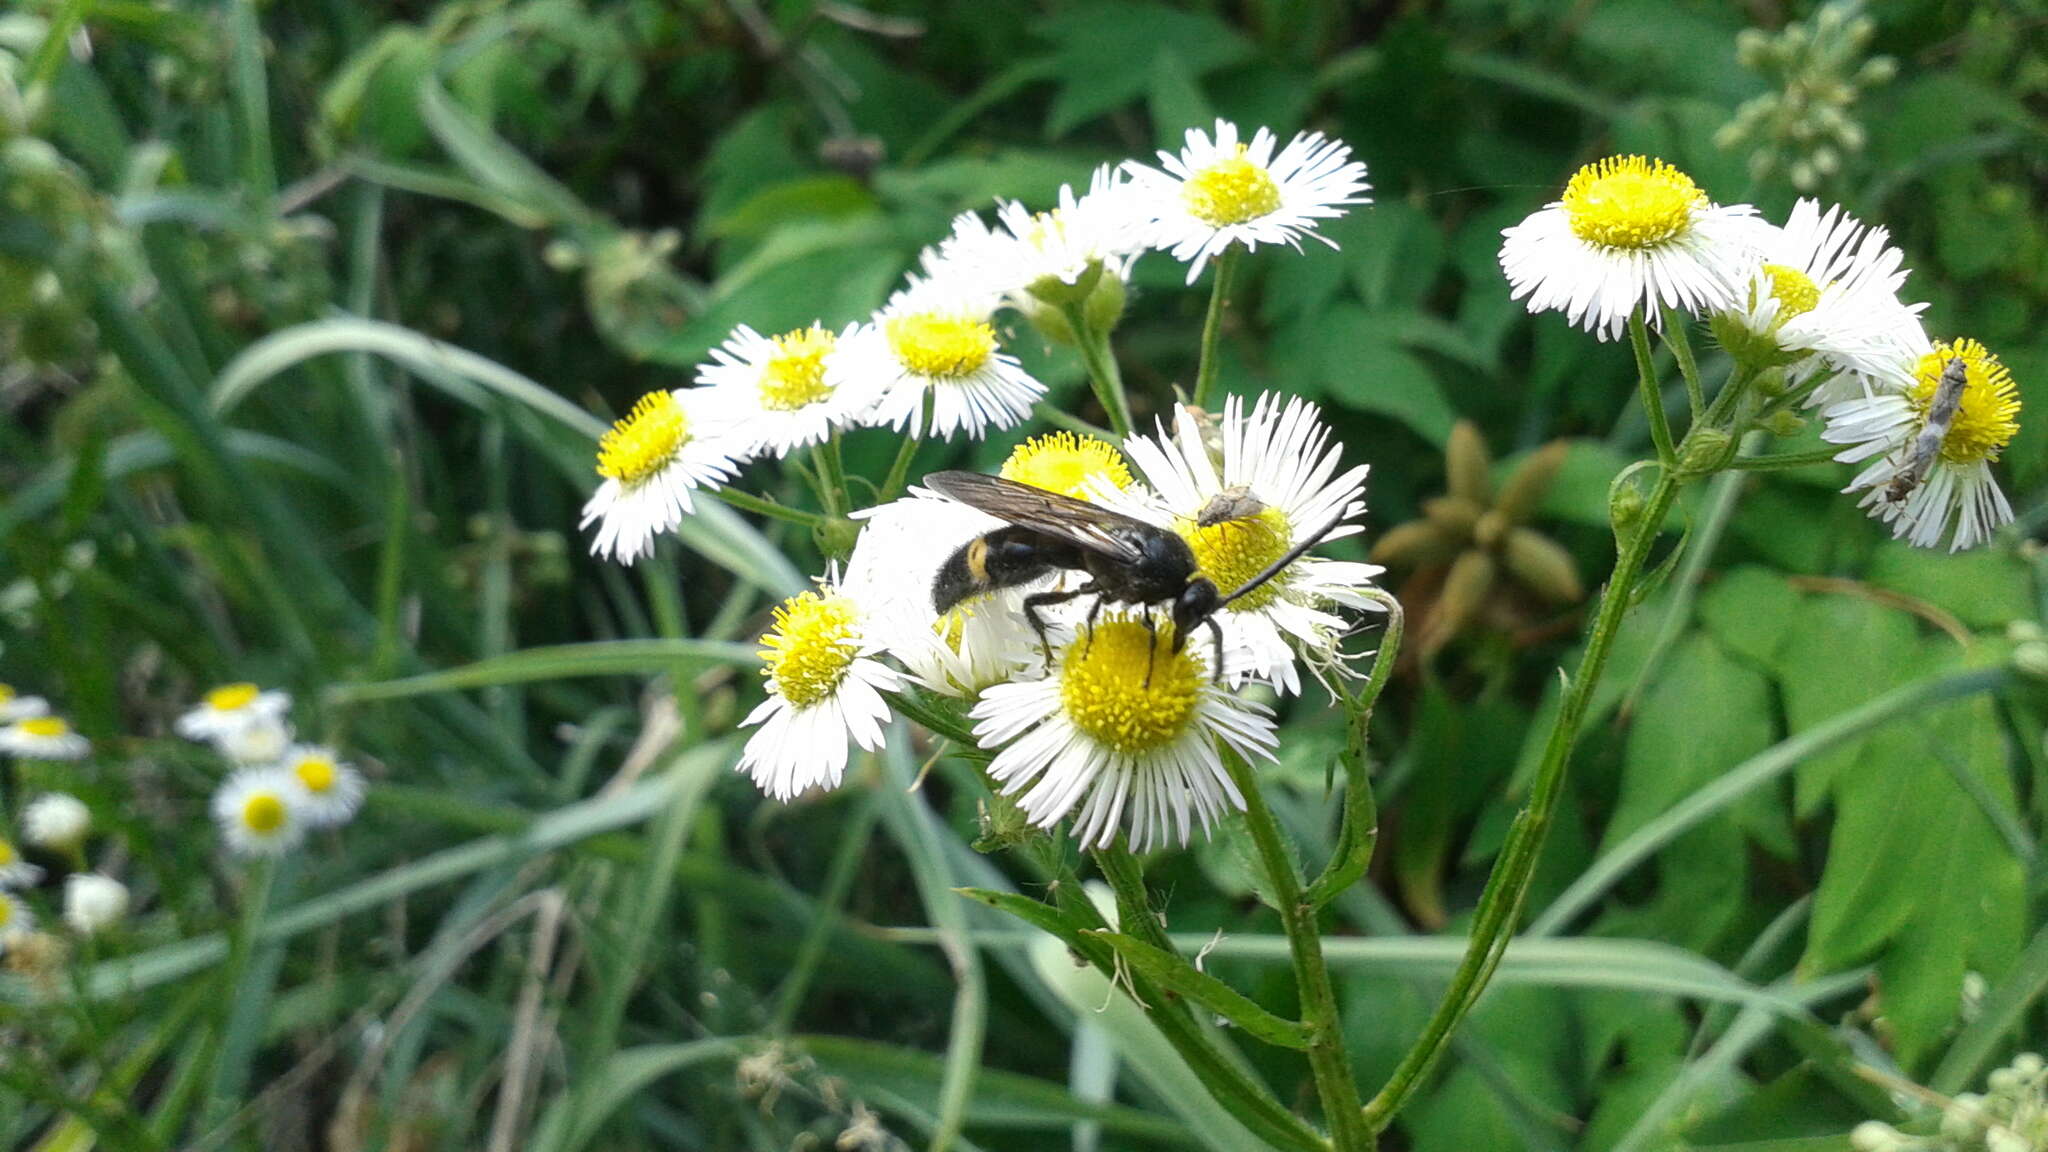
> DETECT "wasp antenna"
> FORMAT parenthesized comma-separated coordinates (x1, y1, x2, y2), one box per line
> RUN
(1219, 514, 1349, 609)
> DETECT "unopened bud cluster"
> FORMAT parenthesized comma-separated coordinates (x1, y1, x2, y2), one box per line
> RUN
(1851, 1053, 2048, 1152)
(1717, 1, 1896, 191)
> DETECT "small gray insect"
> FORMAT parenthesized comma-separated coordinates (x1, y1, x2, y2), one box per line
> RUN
(1196, 485, 1266, 527)
(1886, 356, 1969, 504)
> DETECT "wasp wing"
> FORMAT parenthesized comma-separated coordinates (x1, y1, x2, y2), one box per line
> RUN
(922, 471, 1151, 565)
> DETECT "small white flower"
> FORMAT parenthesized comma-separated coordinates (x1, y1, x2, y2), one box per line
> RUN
(0, 715, 90, 760)
(696, 323, 879, 457)
(63, 874, 129, 935)
(1715, 199, 1930, 403)
(969, 612, 1278, 850)
(1500, 154, 1765, 340)
(1823, 338, 2020, 551)
(0, 684, 48, 723)
(845, 490, 1044, 698)
(1100, 393, 1383, 694)
(580, 389, 749, 564)
(0, 837, 43, 889)
(0, 891, 34, 944)
(738, 577, 903, 801)
(22, 793, 90, 853)
(840, 282, 1047, 441)
(220, 716, 294, 766)
(280, 745, 367, 828)
(176, 682, 291, 743)
(933, 166, 1152, 308)
(1124, 119, 1371, 282)
(212, 767, 306, 857)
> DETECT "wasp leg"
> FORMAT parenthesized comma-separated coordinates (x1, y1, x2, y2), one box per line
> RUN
(1022, 584, 1094, 675)
(1142, 608, 1158, 688)
(1082, 595, 1105, 656)
(1206, 617, 1226, 684)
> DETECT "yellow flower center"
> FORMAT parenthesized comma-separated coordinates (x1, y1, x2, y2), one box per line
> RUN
(886, 312, 997, 379)
(1181, 505, 1292, 611)
(1562, 155, 1705, 249)
(596, 392, 689, 484)
(295, 757, 338, 795)
(1758, 263, 1821, 324)
(759, 591, 861, 709)
(0, 898, 13, 928)
(999, 432, 1134, 500)
(206, 682, 261, 712)
(242, 792, 288, 835)
(1182, 144, 1282, 227)
(0, 840, 15, 866)
(0, 685, 13, 706)
(20, 717, 67, 738)
(1060, 618, 1201, 755)
(1910, 339, 2021, 465)
(758, 326, 837, 411)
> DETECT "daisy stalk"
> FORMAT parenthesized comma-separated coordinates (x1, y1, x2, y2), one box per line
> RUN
(1192, 245, 1240, 410)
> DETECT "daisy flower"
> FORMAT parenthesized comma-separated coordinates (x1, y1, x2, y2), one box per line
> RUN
(1124, 119, 1371, 282)
(176, 682, 290, 743)
(738, 577, 903, 801)
(221, 717, 293, 766)
(934, 166, 1152, 311)
(0, 891, 34, 945)
(1101, 393, 1382, 694)
(63, 874, 129, 936)
(1500, 154, 1765, 340)
(1823, 338, 2020, 551)
(969, 611, 1278, 850)
(1713, 198, 1929, 403)
(22, 793, 90, 854)
(845, 491, 1044, 698)
(580, 389, 748, 564)
(212, 767, 306, 857)
(998, 431, 1135, 500)
(0, 837, 43, 889)
(280, 745, 367, 828)
(0, 684, 48, 723)
(0, 715, 90, 760)
(695, 323, 878, 457)
(839, 281, 1046, 440)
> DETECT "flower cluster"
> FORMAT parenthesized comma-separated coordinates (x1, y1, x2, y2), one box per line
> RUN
(1851, 1052, 2048, 1152)
(177, 683, 367, 857)
(741, 395, 1380, 851)
(1500, 153, 2021, 551)
(0, 682, 125, 948)
(579, 119, 1369, 565)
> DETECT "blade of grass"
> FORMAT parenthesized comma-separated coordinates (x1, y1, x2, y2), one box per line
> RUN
(1931, 919, 2048, 1093)
(325, 639, 759, 704)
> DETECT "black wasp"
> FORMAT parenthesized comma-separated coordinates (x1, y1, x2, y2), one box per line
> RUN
(924, 470, 1342, 680)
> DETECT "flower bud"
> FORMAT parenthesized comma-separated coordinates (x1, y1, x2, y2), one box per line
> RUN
(22, 792, 89, 854)
(2012, 640, 2048, 682)
(1679, 429, 1734, 473)
(1368, 520, 1461, 569)
(1609, 479, 1646, 539)
(1425, 550, 1496, 654)
(1763, 410, 1807, 438)
(63, 874, 129, 935)
(812, 516, 862, 562)
(1026, 303, 1078, 347)
(1445, 422, 1493, 505)
(1025, 261, 1100, 310)
(1082, 268, 1126, 335)
(1503, 528, 1584, 604)
(1848, 1121, 1900, 1152)
(1496, 441, 1569, 525)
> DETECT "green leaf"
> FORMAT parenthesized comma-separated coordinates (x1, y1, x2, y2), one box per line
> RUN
(1146, 51, 1212, 153)
(1275, 303, 1456, 445)
(1083, 930, 1313, 1050)
(1036, 2, 1251, 135)
(1865, 542, 2034, 631)
(1697, 567, 1806, 671)
(1772, 594, 1923, 815)
(326, 640, 758, 704)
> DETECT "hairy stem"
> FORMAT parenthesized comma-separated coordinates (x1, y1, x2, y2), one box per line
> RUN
(1628, 311, 1677, 465)
(1193, 246, 1241, 411)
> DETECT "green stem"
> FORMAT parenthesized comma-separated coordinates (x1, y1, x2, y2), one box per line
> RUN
(889, 689, 982, 751)
(1306, 591, 1404, 909)
(1725, 446, 1843, 471)
(1660, 307, 1706, 424)
(1220, 751, 1371, 1151)
(1031, 401, 1117, 441)
(1067, 306, 1134, 440)
(770, 792, 879, 1031)
(813, 433, 851, 518)
(1363, 467, 1683, 1133)
(880, 426, 924, 501)
(1628, 311, 1677, 466)
(712, 486, 826, 529)
(1192, 246, 1240, 411)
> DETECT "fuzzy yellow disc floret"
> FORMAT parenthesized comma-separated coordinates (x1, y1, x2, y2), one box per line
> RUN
(295, 757, 338, 795)
(886, 312, 997, 379)
(1757, 263, 1821, 324)
(1182, 505, 1292, 611)
(1562, 155, 1705, 249)
(1182, 144, 1282, 227)
(206, 682, 261, 712)
(1060, 618, 1201, 755)
(759, 592, 861, 709)
(19, 717, 68, 738)
(1914, 339, 2020, 465)
(596, 392, 690, 484)
(242, 793, 288, 835)
(759, 326, 837, 411)
(1000, 432, 1134, 500)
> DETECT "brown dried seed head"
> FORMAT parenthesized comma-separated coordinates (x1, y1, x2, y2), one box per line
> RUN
(1503, 528, 1584, 604)
(1496, 440, 1570, 525)
(1369, 519, 1462, 568)
(1426, 549, 1497, 652)
(1422, 496, 1483, 537)
(1445, 421, 1494, 505)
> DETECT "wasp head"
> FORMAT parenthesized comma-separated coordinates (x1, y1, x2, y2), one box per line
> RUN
(1170, 578, 1223, 652)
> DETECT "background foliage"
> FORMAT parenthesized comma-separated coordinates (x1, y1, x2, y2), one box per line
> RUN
(2, 0, 2046, 1148)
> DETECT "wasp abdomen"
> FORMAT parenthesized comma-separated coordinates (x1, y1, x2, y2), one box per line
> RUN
(933, 527, 1068, 613)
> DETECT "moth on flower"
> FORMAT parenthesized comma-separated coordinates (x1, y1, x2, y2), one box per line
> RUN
(1712, 198, 1929, 403)
(738, 574, 903, 801)
(695, 323, 877, 457)
(969, 611, 1277, 851)
(0, 715, 90, 760)
(1123, 119, 1371, 282)
(1822, 338, 2020, 551)
(176, 682, 291, 743)
(838, 278, 1047, 441)
(1095, 393, 1383, 695)
(581, 388, 749, 564)
(1499, 154, 1765, 340)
